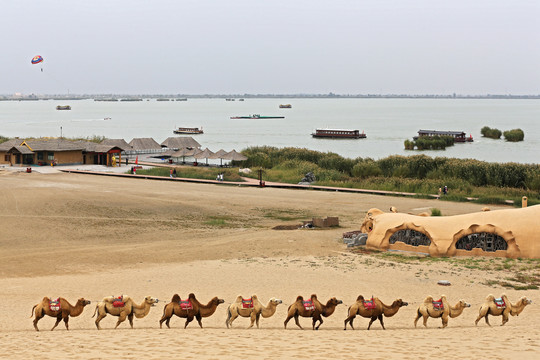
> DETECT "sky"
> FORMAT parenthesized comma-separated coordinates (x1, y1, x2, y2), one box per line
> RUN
(2, 0, 539, 95)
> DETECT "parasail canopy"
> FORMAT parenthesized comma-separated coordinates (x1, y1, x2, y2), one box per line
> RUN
(31, 55, 44, 64)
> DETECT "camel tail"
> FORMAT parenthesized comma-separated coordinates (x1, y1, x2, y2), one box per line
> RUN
(226, 306, 232, 325)
(30, 305, 37, 318)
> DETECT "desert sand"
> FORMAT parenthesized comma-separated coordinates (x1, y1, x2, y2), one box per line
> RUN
(0, 170, 538, 359)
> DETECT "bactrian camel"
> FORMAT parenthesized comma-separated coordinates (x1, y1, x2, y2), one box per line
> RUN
(475, 294, 532, 326)
(414, 295, 470, 328)
(159, 293, 225, 329)
(92, 295, 159, 330)
(284, 294, 342, 330)
(31, 297, 91, 331)
(226, 295, 283, 329)
(344, 295, 408, 330)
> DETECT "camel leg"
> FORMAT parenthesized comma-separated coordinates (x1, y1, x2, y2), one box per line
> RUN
(95, 313, 106, 330)
(422, 314, 429, 328)
(184, 315, 194, 329)
(255, 313, 261, 329)
(33, 309, 45, 331)
(195, 314, 203, 328)
(284, 312, 296, 329)
(51, 315, 62, 331)
(293, 314, 303, 330)
(159, 315, 170, 329)
(115, 313, 127, 329)
(344, 314, 356, 330)
(367, 316, 376, 330)
(501, 313, 509, 326)
(63, 316, 70, 330)
(128, 313, 134, 329)
(485, 314, 491, 326)
(227, 312, 239, 329)
(441, 315, 448, 329)
(314, 315, 323, 330)
(413, 313, 420, 328)
(248, 312, 257, 329)
(378, 314, 386, 330)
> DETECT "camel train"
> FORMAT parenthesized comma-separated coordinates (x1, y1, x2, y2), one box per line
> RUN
(30, 293, 532, 331)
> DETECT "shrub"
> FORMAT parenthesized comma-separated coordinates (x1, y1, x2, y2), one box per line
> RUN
(352, 160, 382, 178)
(481, 126, 502, 139)
(431, 208, 442, 216)
(503, 129, 524, 142)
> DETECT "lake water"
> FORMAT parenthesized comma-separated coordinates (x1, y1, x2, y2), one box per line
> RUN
(1, 98, 539, 164)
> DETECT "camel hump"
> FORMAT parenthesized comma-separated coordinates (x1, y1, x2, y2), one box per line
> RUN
(171, 294, 181, 302)
(423, 296, 434, 303)
(251, 295, 258, 300)
(485, 294, 495, 301)
(295, 296, 304, 302)
(310, 294, 318, 300)
(234, 295, 243, 303)
(356, 295, 364, 301)
(188, 293, 196, 299)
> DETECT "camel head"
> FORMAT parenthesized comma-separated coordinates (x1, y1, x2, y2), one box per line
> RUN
(269, 298, 283, 306)
(212, 297, 225, 305)
(328, 297, 343, 307)
(76, 298, 91, 307)
(395, 299, 408, 307)
(458, 300, 471, 308)
(144, 296, 159, 306)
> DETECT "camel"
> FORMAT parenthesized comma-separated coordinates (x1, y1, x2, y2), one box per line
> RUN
(344, 295, 408, 330)
(31, 297, 91, 331)
(159, 293, 225, 329)
(414, 295, 470, 328)
(284, 294, 342, 330)
(226, 295, 283, 329)
(92, 295, 159, 330)
(475, 294, 532, 326)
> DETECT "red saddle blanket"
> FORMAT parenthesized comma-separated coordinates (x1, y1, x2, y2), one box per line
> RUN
(432, 299, 444, 310)
(303, 300, 315, 311)
(494, 298, 506, 308)
(112, 296, 125, 308)
(49, 298, 61, 311)
(242, 298, 254, 309)
(179, 300, 193, 310)
(363, 298, 376, 310)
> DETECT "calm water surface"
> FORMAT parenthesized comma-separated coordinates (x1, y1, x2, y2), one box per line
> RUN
(1, 98, 538, 164)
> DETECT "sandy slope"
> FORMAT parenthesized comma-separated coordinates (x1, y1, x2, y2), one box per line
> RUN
(0, 171, 537, 359)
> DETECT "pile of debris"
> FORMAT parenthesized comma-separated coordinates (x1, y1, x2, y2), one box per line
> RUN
(343, 230, 368, 247)
(298, 172, 316, 185)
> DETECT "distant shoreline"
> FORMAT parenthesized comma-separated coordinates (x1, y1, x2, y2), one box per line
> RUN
(1, 94, 540, 100)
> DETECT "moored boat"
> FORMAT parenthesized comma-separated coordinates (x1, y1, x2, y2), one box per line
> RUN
(173, 127, 204, 134)
(279, 104, 292, 108)
(56, 105, 71, 110)
(311, 128, 366, 139)
(415, 130, 473, 142)
(230, 114, 285, 119)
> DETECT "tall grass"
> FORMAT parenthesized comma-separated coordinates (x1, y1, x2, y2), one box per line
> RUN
(238, 146, 540, 204)
(504, 129, 525, 142)
(481, 126, 502, 139)
(134, 166, 244, 182)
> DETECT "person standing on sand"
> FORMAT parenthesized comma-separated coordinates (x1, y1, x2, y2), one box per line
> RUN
(170, 168, 173, 178)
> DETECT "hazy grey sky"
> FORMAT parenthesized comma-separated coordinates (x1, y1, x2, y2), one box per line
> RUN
(2, 0, 539, 95)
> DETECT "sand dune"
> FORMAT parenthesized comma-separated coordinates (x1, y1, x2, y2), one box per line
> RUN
(0, 171, 537, 359)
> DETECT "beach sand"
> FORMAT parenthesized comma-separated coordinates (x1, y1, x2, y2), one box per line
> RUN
(0, 171, 538, 359)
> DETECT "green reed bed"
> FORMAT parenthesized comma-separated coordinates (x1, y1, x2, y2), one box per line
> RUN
(236, 147, 540, 205)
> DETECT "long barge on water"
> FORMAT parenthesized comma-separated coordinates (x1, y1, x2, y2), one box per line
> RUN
(230, 114, 285, 119)
(311, 128, 366, 139)
(415, 130, 473, 142)
(173, 127, 204, 134)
